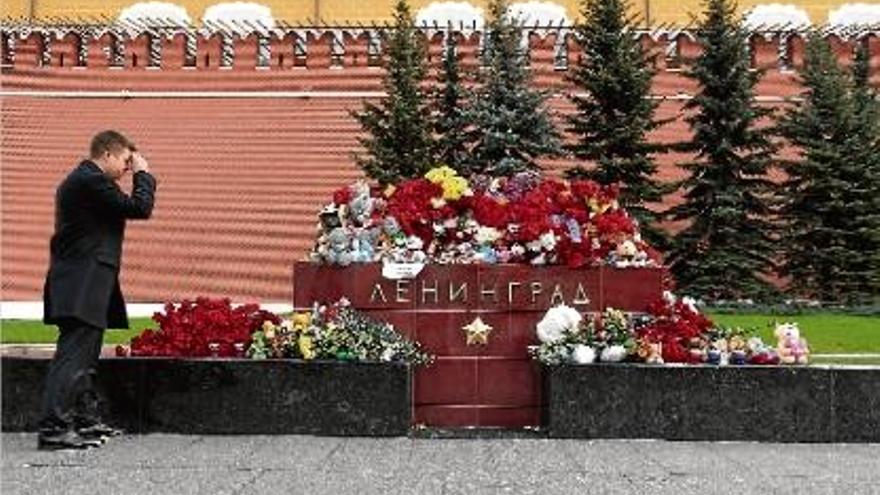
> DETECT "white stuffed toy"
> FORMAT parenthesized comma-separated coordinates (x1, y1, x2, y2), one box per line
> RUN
(774, 322, 809, 365)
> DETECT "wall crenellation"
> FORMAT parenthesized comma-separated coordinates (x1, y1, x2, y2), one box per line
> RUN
(1, 25, 878, 77)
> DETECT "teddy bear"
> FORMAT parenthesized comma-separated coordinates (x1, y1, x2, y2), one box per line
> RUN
(747, 336, 780, 365)
(325, 227, 353, 266)
(774, 322, 809, 365)
(351, 228, 380, 263)
(637, 340, 664, 364)
(347, 181, 374, 226)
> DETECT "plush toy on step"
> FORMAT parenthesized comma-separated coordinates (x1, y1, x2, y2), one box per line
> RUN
(774, 322, 809, 365)
(325, 227, 353, 266)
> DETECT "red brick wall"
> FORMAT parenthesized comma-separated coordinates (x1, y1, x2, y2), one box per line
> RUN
(1, 29, 876, 302)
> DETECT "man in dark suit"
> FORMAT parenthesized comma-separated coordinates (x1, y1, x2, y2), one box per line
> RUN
(38, 130, 157, 450)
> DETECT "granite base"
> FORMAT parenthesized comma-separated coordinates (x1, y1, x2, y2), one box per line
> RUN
(2, 357, 411, 436)
(543, 364, 880, 442)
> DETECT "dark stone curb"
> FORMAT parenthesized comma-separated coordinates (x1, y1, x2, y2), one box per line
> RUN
(542, 364, 880, 443)
(8, 357, 878, 441)
(1, 357, 411, 436)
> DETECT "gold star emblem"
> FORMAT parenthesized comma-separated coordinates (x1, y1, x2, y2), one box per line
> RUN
(462, 317, 492, 346)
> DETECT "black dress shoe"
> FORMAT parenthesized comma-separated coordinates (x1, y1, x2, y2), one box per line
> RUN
(77, 422, 124, 439)
(37, 430, 102, 450)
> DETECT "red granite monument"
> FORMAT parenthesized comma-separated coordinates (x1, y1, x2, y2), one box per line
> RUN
(294, 262, 664, 427)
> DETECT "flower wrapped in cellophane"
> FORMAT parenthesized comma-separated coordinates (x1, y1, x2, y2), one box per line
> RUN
(310, 166, 660, 268)
(248, 298, 433, 366)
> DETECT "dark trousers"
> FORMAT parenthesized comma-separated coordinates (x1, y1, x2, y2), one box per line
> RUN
(39, 319, 104, 431)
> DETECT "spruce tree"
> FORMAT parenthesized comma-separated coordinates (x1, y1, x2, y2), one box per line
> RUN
(431, 33, 472, 174)
(666, 0, 778, 301)
(776, 34, 854, 303)
(467, 0, 562, 176)
(565, 0, 669, 249)
(779, 38, 880, 304)
(352, 0, 433, 185)
(848, 44, 880, 303)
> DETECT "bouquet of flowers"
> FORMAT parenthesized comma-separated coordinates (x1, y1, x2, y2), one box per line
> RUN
(591, 308, 636, 362)
(310, 166, 658, 268)
(531, 304, 593, 365)
(531, 306, 638, 365)
(124, 298, 280, 357)
(531, 292, 805, 366)
(248, 298, 433, 366)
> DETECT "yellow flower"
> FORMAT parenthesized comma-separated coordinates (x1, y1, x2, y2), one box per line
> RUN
(292, 312, 311, 331)
(424, 166, 471, 201)
(425, 165, 456, 183)
(588, 198, 611, 214)
(298, 335, 316, 360)
(441, 176, 469, 201)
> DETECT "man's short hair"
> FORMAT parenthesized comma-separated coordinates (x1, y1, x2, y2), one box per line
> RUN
(90, 130, 136, 159)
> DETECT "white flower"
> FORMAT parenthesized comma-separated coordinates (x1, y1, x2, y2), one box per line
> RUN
(406, 236, 424, 250)
(381, 348, 396, 362)
(682, 296, 698, 313)
(662, 291, 677, 305)
(600, 345, 628, 363)
(536, 305, 582, 343)
(572, 344, 596, 364)
(474, 226, 502, 244)
(539, 231, 557, 251)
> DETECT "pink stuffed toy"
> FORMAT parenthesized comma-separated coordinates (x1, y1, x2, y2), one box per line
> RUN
(774, 322, 809, 365)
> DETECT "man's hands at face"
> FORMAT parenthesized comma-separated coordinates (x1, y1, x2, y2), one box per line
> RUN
(130, 152, 149, 173)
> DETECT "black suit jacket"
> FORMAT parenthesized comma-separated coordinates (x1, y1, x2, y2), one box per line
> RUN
(43, 160, 157, 329)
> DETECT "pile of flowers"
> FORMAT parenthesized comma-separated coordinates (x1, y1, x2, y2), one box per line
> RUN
(532, 292, 809, 366)
(248, 298, 432, 366)
(123, 298, 280, 357)
(120, 297, 432, 365)
(311, 166, 658, 268)
(532, 305, 637, 365)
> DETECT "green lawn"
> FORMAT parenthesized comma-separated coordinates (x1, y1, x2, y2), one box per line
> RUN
(1, 318, 153, 345)
(707, 313, 880, 354)
(2, 313, 879, 357)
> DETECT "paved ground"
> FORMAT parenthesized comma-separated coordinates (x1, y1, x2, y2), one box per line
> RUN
(2, 433, 879, 495)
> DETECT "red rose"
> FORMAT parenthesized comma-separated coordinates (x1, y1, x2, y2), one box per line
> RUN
(130, 298, 279, 357)
(333, 186, 352, 206)
(472, 194, 508, 228)
(570, 180, 600, 201)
